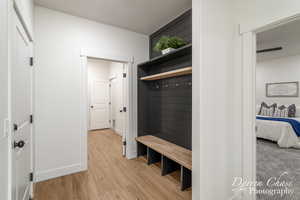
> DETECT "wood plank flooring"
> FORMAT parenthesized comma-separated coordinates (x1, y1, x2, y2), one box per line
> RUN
(34, 129, 192, 200)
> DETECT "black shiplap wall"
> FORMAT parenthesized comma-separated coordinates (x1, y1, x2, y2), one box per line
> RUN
(138, 9, 192, 151)
(149, 9, 192, 59)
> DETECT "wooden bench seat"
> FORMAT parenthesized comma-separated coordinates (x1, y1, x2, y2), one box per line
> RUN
(136, 135, 192, 190)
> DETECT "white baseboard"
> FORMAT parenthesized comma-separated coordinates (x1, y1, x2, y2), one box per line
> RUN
(126, 151, 137, 159)
(35, 163, 86, 182)
(126, 145, 137, 159)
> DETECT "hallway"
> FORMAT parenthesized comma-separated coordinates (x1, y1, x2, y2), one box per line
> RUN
(34, 130, 192, 200)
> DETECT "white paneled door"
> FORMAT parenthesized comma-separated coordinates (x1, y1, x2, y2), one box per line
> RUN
(11, 11, 32, 200)
(90, 80, 110, 130)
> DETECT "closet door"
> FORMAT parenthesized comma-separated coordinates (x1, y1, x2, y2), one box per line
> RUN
(90, 80, 110, 130)
(11, 10, 32, 200)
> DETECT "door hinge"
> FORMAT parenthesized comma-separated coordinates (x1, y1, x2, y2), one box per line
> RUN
(29, 172, 34, 182)
(30, 57, 34, 66)
(30, 115, 33, 124)
(123, 141, 126, 146)
(123, 107, 127, 112)
(13, 124, 18, 131)
(123, 73, 127, 78)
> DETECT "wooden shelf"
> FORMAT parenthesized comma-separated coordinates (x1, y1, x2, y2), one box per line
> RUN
(138, 44, 192, 68)
(140, 67, 192, 81)
(136, 135, 192, 170)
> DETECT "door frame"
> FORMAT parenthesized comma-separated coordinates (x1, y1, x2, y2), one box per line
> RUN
(109, 76, 117, 131)
(9, 3, 34, 200)
(240, 13, 300, 200)
(108, 64, 126, 138)
(80, 48, 134, 165)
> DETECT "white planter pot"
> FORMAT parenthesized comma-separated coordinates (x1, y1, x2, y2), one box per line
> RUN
(161, 48, 175, 55)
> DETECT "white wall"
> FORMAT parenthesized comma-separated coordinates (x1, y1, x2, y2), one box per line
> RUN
(256, 54, 300, 106)
(87, 59, 110, 82)
(0, 0, 9, 199)
(109, 62, 124, 79)
(193, 0, 238, 199)
(34, 6, 148, 182)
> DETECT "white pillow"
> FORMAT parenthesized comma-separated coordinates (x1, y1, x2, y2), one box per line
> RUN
(260, 106, 274, 116)
(273, 107, 288, 118)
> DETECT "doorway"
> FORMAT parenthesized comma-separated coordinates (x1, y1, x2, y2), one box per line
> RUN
(87, 58, 128, 156)
(240, 16, 300, 200)
(254, 19, 300, 200)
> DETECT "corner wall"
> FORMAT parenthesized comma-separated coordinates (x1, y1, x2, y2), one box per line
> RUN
(193, 0, 238, 199)
(34, 6, 148, 182)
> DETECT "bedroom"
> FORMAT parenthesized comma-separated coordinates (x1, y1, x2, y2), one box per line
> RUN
(256, 19, 300, 199)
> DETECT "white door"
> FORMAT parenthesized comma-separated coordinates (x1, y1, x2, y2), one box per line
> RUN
(121, 64, 128, 157)
(110, 77, 124, 135)
(11, 11, 32, 200)
(90, 80, 110, 130)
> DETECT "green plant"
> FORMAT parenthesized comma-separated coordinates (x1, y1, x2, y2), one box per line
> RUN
(154, 36, 187, 52)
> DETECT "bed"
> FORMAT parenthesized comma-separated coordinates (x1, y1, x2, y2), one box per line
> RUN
(256, 115, 300, 149)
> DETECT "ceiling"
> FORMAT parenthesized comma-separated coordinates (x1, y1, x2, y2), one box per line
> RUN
(257, 19, 300, 44)
(256, 19, 300, 61)
(34, 0, 192, 35)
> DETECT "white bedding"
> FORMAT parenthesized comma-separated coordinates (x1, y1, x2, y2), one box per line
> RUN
(256, 115, 300, 149)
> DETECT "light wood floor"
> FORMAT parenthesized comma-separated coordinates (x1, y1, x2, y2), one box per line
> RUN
(35, 129, 192, 200)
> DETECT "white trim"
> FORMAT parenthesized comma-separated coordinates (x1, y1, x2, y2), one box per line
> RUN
(35, 164, 83, 182)
(240, 13, 300, 34)
(122, 63, 128, 156)
(7, 0, 13, 199)
(192, 0, 200, 198)
(241, 32, 256, 200)
(80, 49, 135, 161)
(80, 48, 132, 63)
(79, 56, 88, 171)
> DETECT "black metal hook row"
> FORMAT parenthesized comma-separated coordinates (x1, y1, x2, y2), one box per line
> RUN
(149, 81, 192, 89)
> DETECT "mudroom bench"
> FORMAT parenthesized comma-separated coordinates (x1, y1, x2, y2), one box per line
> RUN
(136, 135, 192, 190)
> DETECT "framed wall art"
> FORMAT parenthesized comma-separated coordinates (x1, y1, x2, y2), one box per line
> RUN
(266, 81, 299, 97)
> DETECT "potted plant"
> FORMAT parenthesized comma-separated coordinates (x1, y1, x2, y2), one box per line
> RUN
(154, 36, 187, 55)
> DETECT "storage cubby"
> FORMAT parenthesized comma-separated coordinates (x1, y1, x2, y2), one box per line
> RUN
(136, 136, 192, 190)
